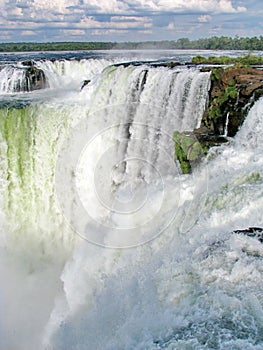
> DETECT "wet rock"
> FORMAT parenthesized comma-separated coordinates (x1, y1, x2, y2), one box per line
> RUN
(173, 131, 204, 174)
(24, 65, 47, 91)
(233, 227, 263, 243)
(174, 130, 229, 173)
(81, 79, 91, 90)
(21, 60, 34, 67)
(201, 67, 263, 137)
(9, 61, 48, 92)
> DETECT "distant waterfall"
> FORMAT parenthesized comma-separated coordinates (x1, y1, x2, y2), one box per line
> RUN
(35, 58, 115, 89)
(0, 64, 47, 93)
(0, 65, 25, 93)
(0, 59, 113, 94)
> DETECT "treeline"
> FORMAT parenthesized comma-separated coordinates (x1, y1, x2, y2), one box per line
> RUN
(114, 36, 263, 50)
(173, 36, 263, 50)
(0, 42, 115, 52)
(1, 36, 263, 52)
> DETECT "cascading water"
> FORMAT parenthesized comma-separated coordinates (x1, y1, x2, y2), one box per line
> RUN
(0, 65, 29, 93)
(0, 51, 262, 350)
(0, 63, 48, 94)
(36, 58, 115, 90)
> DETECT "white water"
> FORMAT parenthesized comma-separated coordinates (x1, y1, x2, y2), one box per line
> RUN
(36, 58, 115, 90)
(0, 53, 262, 350)
(0, 65, 26, 93)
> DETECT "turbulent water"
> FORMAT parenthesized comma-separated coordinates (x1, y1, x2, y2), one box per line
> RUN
(0, 50, 262, 350)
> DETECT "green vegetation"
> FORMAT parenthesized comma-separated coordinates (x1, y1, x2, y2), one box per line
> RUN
(192, 55, 233, 65)
(0, 42, 115, 52)
(211, 68, 221, 81)
(1, 35, 263, 52)
(173, 131, 203, 174)
(172, 36, 263, 50)
(206, 79, 238, 127)
(167, 61, 179, 68)
(191, 54, 263, 66)
(174, 141, 191, 174)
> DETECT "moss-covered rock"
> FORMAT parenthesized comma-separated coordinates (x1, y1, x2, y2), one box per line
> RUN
(173, 130, 229, 174)
(173, 131, 203, 174)
(201, 66, 263, 136)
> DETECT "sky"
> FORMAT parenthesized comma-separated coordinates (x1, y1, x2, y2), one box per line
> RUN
(0, 0, 262, 42)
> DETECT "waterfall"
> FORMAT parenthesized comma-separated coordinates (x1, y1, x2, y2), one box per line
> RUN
(0, 59, 114, 94)
(54, 65, 211, 249)
(35, 58, 116, 90)
(0, 53, 262, 350)
(0, 63, 47, 94)
(0, 65, 27, 93)
(0, 64, 210, 251)
(86, 65, 211, 180)
(45, 95, 263, 350)
(0, 105, 79, 257)
(224, 111, 230, 136)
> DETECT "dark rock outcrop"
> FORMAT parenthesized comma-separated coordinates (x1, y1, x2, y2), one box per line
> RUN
(23, 63, 48, 91)
(233, 227, 263, 243)
(201, 67, 263, 137)
(18, 60, 48, 92)
(81, 79, 91, 90)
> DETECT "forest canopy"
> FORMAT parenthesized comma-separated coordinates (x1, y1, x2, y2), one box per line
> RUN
(0, 36, 263, 52)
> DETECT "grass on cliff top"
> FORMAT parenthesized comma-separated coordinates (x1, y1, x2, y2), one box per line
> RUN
(191, 54, 263, 66)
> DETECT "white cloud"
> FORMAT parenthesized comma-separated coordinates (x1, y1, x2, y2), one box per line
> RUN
(91, 29, 129, 35)
(0, 0, 248, 40)
(9, 7, 23, 16)
(198, 15, 212, 23)
(167, 22, 175, 30)
(0, 0, 247, 18)
(110, 15, 152, 27)
(110, 16, 151, 22)
(21, 30, 35, 35)
(32, 0, 78, 13)
(77, 15, 152, 30)
(82, 0, 129, 13)
(138, 29, 152, 34)
(0, 30, 11, 40)
(116, 0, 246, 13)
(62, 29, 86, 36)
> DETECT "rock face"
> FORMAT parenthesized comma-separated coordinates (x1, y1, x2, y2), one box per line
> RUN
(21, 61, 48, 92)
(174, 66, 263, 173)
(201, 67, 263, 137)
(81, 79, 91, 90)
(173, 131, 203, 174)
(173, 130, 229, 174)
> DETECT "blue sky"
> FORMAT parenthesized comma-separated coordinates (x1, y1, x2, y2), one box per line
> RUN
(0, 0, 261, 42)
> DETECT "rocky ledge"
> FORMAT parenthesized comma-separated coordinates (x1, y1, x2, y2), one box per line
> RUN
(20, 61, 48, 92)
(174, 66, 263, 173)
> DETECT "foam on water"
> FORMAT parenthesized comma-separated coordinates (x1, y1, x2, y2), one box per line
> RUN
(43, 98, 263, 350)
